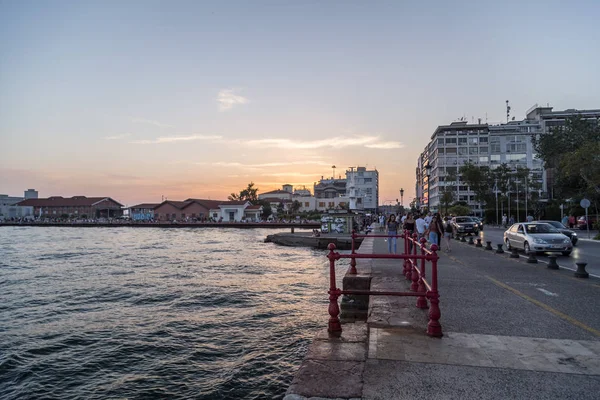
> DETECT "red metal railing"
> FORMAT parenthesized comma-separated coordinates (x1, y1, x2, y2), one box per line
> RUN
(327, 230, 442, 337)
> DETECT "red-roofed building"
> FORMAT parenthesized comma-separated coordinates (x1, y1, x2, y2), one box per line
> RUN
(17, 196, 123, 218)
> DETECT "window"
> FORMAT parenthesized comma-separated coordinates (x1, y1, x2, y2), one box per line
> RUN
(458, 137, 468, 145)
(446, 138, 457, 144)
(507, 143, 526, 152)
(328, 202, 335, 208)
(458, 147, 468, 155)
(438, 148, 445, 155)
(364, 178, 372, 183)
(469, 137, 478, 145)
(319, 202, 325, 207)
(506, 153, 526, 162)
(490, 154, 501, 161)
(479, 146, 488, 153)
(182, 213, 186, 218)
(490, 137, 501, 153)
(479, 137, 488, 143)
(446, 147, 457, 154)
(437, 138, 444, 146)
(469, 147, 478, 155)
(366, 188, 372, 194)
(304, 202, 309, 207)
(479, 156, 489, 163)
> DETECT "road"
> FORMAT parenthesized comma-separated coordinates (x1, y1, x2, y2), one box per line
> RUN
(474, 226, 600, 277)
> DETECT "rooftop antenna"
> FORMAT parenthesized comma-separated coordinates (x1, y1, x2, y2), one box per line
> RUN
(506, 100, 511, 123)
(485, 112, 488, 123)
(332, 165, 336, 179)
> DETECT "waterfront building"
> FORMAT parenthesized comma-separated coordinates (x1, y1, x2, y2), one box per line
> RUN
(416, 104, 600, 216)
(24, 189, 38, 199)
(129, 203, 159, 221)
(346, 166, 379, 212)
(258, 189, 292, 201)
(17, 196, 123, 218)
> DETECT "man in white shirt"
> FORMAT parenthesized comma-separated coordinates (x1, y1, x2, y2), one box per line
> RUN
(401, 213, 407, 224)
(415, 214, 427, 239)
(424, 212, 433, 226)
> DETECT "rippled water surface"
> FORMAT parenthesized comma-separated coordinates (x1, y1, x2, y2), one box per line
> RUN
(0, 227, 347, 399)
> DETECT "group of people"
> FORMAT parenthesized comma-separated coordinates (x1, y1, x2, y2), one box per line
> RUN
(382, 212, 454, 254)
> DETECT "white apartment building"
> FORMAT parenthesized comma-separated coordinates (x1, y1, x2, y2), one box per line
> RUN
(346, 166, 379, 212)
(416, 105, 600, 216)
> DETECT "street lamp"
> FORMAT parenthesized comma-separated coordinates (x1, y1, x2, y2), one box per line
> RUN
(424, 164, 432, 209)
(400, 188, 404, 206)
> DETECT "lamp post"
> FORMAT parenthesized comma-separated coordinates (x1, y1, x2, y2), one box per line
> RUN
(400, 188, 404, 206)
(425, 164, 432, 211)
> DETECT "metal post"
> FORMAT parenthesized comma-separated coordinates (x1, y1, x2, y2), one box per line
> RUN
(525, 175, 528, 220)
(416, 250, 428, 309)
(516, 180, 519, 222)
(427, 244, 443, 337)
(327, 243, 342, 333)
(349, 230, 357, 275)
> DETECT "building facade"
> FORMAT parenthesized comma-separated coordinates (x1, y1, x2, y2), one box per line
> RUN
(17, 196, 123, 218)
(416, 105, 600, 216)
(346, 166, 379, 212)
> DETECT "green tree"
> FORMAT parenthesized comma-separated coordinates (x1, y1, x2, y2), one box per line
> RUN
(291, 200, 301, 214)
(459, 162, 491, 203)
(228, 182, 259, 203)
(533, 115, 600, 198)
(447, 205, 471, 216)
(276, 202, 285, 216)
(439, 168, 457, 214)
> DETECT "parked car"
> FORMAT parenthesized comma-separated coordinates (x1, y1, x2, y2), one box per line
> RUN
(503, 222, 572, 256)
(538, 220, 578, 246)
(451, 216, 480, 236)
(577, 216, 598, 230)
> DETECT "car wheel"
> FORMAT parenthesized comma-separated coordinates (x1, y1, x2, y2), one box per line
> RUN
(505, 239, 511, 250)
(562, 251, 571, 257)
(524, 242, 531, 254)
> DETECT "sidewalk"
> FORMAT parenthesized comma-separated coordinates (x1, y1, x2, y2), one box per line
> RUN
(285, 235, 600, 400)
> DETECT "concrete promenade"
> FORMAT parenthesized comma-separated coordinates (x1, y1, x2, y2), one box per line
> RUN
(285, 234, 600, 400)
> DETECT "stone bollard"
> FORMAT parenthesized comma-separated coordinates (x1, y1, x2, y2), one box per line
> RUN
(476, 238, 483, 248)
(455, 234, 461, 241)
(291, 226, 295, 234)
(495, 244, 504, 254)
(526, 252, 538, 263)
(574, 262, 589, 278)
(547, 255, 559, 270)
(510, 247, 519, 258)
(485, 241, 493, 250)
(468, 236, 474, 245)
(460, 235, 466, 243)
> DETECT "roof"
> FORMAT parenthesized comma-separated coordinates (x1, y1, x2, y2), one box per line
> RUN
(155, 200, 192, 209)
(261, 189, 290, 195)
(218, 200, 249, 206)
(246, 205, 263, 210)
(184, 198, 227, 210)
(261, 197, 289, 203)
(17, 196, 123, 207)
(130, 203, 160, 209)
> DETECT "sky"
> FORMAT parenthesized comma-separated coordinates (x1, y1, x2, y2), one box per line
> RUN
(1, 0, 600, 206)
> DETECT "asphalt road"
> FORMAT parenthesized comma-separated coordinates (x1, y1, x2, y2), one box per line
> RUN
(474, 226, 600, 277)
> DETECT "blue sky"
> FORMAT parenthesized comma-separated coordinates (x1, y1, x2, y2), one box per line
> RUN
(1, 0, 599, 205)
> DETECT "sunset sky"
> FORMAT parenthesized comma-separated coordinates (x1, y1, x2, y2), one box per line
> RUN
(2, 1, 600, 206)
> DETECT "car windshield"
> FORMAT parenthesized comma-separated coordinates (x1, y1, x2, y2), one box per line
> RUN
(525, 223, 559, 234)
(543, 221, 566, 229)
(455, 217, 471, 223)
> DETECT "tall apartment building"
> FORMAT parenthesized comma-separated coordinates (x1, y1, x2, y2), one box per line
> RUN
(346, 166, 379, 212)
(416, 105, 600, 215)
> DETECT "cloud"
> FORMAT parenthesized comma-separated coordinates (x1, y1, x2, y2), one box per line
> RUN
(261, 172, 323, 177)
(195, 160, 331, 169)
(243, 135, 403, 150)
(217, 89, 248, 111)
(104, 133, 131, 140)
(131, 134, 222, 144)
(131, 117, 174, 128)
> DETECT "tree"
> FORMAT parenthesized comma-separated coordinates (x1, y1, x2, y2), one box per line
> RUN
(439, 191, 454, 215)
(229, 182, 260, 203)
(276, 202, 285, 216)
(533, 115, 600, 198)
(447, 205, 471, 216)
(459, 162, 491, 203)
(290, 200, 301, 214)
(439, 168, 457, 214)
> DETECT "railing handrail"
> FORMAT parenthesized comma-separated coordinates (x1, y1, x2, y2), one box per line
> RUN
(326, 229, 442, 338)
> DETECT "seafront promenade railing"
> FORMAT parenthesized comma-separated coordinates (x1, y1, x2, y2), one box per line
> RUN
(326, 230, 442, 337)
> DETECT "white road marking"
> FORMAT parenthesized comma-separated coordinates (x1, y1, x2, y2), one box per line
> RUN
(537, 288, 558, 296)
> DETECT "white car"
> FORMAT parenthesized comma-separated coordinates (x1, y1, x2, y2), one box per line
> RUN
(503, 222, 573, 256)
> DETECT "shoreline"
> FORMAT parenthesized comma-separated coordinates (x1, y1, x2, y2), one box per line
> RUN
(0, 222, 321, 229)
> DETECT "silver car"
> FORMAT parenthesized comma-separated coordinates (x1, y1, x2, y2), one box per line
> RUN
(503, 222, 573, 256)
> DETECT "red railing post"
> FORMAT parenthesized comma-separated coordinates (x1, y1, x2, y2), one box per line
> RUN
(410, 240, 421, 291)
(416, 241, 428, 309)
(427, 244, 443, 337)
(327, 243, 342, 334)
(407, 233, 418, 280)
(349, 230, 357, 275)
(402, 230, 410, 278)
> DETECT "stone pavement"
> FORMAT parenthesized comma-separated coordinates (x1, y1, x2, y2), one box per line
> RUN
(285, 234, 600, 400)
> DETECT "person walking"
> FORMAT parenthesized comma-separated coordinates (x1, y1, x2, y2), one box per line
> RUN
(443, 216, 453, 252)
(403, 213, 416, 252)
(387, 214, 400, 254)
(415, 214, 427, 240)
(427, 214, 441, 246)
